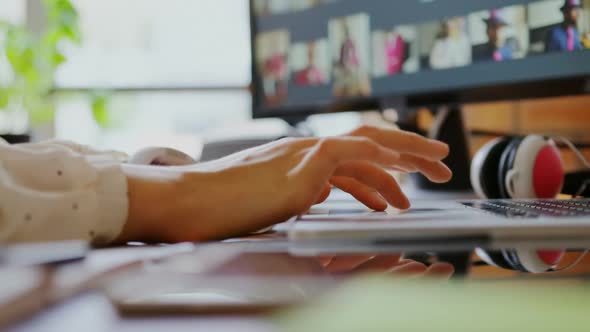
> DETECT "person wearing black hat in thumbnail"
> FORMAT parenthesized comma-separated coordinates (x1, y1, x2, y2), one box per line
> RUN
(474, 10, 515, 62)
(546, 0, 583, 52)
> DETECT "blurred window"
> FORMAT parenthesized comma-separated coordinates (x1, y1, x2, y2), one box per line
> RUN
(0, 1, 27, 85)
(51, 0, 252, 153)
(56, 0, 251, 88)
(0, 0, 25, 24)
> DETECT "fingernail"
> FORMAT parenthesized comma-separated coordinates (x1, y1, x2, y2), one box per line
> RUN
(402, 200, 411, 210)
(432, 140, 450, 157)
(398, 197, 411, 210)
(429, 139, 448, 147)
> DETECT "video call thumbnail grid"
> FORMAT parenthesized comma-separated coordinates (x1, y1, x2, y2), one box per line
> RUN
(254, 0, 590, 108)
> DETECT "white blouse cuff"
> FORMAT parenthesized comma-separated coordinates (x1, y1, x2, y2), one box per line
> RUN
(92, 161, 129, 245)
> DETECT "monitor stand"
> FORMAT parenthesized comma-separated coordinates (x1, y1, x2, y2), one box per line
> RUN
(418, 106, 472, 191)
(282, 114, 314, 137)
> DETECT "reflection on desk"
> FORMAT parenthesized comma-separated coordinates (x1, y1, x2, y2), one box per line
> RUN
(5, 240, 590, 332)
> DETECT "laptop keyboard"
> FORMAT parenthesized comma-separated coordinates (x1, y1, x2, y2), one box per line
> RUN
(462, 199, 590, 218)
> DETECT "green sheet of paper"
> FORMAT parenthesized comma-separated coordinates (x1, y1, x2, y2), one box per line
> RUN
(278, 277, 590, 332)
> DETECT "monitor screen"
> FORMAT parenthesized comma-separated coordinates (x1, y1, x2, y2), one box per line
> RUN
(251, 0, 590, 118)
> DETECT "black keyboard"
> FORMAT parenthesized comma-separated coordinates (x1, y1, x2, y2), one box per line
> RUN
(462, 199, 590, 218)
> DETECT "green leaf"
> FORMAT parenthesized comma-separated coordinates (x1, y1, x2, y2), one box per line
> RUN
(51, 50, 67, 66)
(43, 28, 63, 45)
(0, 0, 81, 122)
(5, 29, 32, 71)
(29, 103, 55, 124)
(44, 0, 77, 21)
(91, 93, 111, 128)
(23, 68, 42, 89)
(60, 24, 81, 44)
(0, 89, 9, 109)
(25, 95, 55, 124)
(44, 0, 81, 44)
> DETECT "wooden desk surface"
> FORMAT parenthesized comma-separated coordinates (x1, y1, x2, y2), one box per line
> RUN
(8, 292, 276, 332)
(4, 243, 285, 332)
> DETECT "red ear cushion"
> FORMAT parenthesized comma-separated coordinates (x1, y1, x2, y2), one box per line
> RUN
(532, 146, 564, 198)
(515, 249, 561, 272)
(537, 250, 565, 265)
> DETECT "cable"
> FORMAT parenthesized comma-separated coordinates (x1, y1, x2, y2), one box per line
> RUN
(556, 136, 590, 170)
(552, 250, 589, 272)
(555, 136, 590, 198)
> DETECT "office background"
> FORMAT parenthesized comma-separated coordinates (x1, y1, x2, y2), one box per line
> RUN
(0, 0, 588, 169)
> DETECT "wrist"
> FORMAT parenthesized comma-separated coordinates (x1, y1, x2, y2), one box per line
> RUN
(114, 166, 187, 243)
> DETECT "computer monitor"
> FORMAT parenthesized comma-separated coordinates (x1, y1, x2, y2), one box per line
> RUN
(250, 0, 590, 120)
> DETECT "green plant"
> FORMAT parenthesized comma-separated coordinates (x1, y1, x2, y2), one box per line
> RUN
(0, 0, 81, 130)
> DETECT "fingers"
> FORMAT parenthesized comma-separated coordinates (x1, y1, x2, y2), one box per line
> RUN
(314, 183, 332, 205)
(330, 176, 389, 211)
(319, 254, 454, 279)
(333, 161, 410, 210)
(345, 126, 452, 184)
(288, 134, 450, 214)
(396, 155, 453, 184)
(390, 261, 429, 275)
(350, 255, 403, 273)
(387, 164, 418, 173)
(391, 261, 455, 279)
(292, 136, 401, 185)
(423, 262, 455, 279)
(350, 126, 449, 161)
(323, 255, 376, 274)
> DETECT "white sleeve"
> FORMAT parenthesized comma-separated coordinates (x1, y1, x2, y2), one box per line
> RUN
(0, 140, 128, 246)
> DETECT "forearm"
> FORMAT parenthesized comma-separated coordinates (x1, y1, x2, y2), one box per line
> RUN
(113, 165, 255, 244)
(113, 163, 295, 244)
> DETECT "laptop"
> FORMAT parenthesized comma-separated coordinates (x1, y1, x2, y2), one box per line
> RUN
(288, 198, 590, 253)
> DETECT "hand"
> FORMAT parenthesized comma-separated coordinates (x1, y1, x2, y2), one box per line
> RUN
(319, 255, 454, 279)
(118, 126, 452, 243)
(213, 252, 454, 280)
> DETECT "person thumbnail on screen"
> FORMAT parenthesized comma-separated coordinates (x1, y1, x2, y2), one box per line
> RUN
(290, 39, 330, 86)
(528, 0, 590, 53)
(547, 0, 588, 51)
(256, 30, 290, 107)
(583, 0, 590, 48)
(329, 13, 372, 98)
(372, 25, 420, 78)
(469, 6, 529, 62)
(254, 0, 291, 16)
(291, 0, 336, 12)
(419, 17, 472, 70)
(253, 0, 270, 16)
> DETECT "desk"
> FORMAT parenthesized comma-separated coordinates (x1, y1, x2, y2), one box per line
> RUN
(5, 244, 283, 332)
(8, 292, 275, 332)
(6, 238, 590, 332)
(5, 185, 590, 332)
